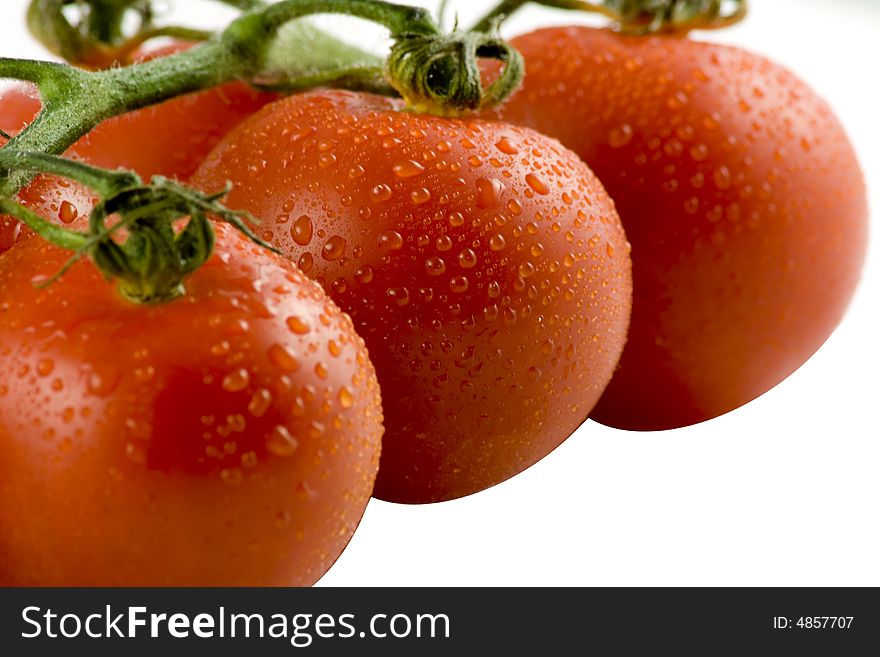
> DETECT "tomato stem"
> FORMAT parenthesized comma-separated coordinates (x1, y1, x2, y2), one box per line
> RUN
(0, 149, 273, 303)
(1, 0, 526, 301)
(472, 0, 748, 34)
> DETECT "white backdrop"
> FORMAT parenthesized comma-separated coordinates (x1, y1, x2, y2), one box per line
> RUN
(1, 0, 877, 586)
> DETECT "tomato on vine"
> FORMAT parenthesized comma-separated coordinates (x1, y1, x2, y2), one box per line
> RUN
(194, 89, 633, 503)
(0, 221, 383, 586)
(488, 25, 868, 430)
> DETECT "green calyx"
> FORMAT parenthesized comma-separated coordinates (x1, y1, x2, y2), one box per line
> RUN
(387, 27, 524, 116)
(600, 0, 749, 34)
(0, 150, 270, 304)
(472, 0, 748, 34)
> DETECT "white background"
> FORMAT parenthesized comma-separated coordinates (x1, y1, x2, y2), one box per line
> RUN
(2, 0, 877, 586)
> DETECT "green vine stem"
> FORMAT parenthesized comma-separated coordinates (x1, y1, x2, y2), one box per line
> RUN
(4, 0, 523, 197)
(1, 0, 525, 301)
(472, 0, 748, 34)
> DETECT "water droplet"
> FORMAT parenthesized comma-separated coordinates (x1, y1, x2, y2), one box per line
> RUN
(222, 369, 250, 392)
(354, 265, 374, 284)
(87, 371, 117, 397)
(291, 215, 313, 246)
(37, 359, 54, 377)
(608, 124, 634, 148)
(495, 136, 519, 154)
(378, 230, 403, 250)
(449, 275, 469, 293)
(338, 386, 354, 408)
(286, 316, 310, 334)
(297, 252, 313, 274)
(387, 287, 410, 306)
(248, 388, 272, 418)
(267, 425, 299, 457)
(525, 173, 549, 195)
(425, 256, 446, 276)
(393, 160, 425, 178)
(690, 143, 709, 161)
(457, 248, 477, 269)
(370, 184, 393, 202)
(476, 178, 503, 209)
(313, 233, 344, 262)
(489, 234, 507, 251)
(268, 343, 299, 371)
(59, 200, 78, 224)
(411, 187, 431, 204)
(713, 166, 732, 190)
(519, 261, 536, 278)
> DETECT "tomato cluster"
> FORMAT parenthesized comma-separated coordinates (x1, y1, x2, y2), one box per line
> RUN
(0, 20, 867, 585)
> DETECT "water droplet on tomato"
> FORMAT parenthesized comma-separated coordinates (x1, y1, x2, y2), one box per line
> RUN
(354, 265, 374, 284)
(525, 173, 549, 195)
(58, 200, 78, 224)
(222, 369, 250, 392)
(321, 235, 345, 261)
(267, 425, 299, 457)
(425, 256, 446, 276)
(411, 187, 431, 204)
(286, 316, 310, 334)
(297, 252, 314, 274)
(338, 386, 354, 408)
(489, 234, 507, 251)
(476, 178, 503, 209)
(457, 248, 477, 269)
(495, 136, 519, 154)
(449, 276, 469, 293)
(291, 215, 313, 246)
(608, 124, 634, 148)
(248, 388, 272, 418)
(393, 160, 425, 178)
(378, 230, 403, 250)
(268, 343, 300, 371)
(370, 184, 393, 202)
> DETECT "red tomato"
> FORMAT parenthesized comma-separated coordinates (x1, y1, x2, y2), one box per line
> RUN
(194, 90, 632, 503)
(0, 41, 273, 253)
(490, 27, 868, 430)
(0, 222, 383, 586)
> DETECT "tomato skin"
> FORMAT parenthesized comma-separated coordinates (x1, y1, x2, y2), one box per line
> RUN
(0, 223, 383, 586)
(0, 42, 274, 254)
(490, 27, 868, 430)
(194, 90, 632, 503)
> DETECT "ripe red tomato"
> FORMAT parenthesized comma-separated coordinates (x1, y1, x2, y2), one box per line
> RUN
(490, 27, 868, 430)
(0, 42, 273, 253)
(194, 90, 632, 503)
(0, 222, 383, 586)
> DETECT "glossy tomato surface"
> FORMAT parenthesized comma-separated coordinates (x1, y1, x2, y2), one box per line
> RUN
(194, 90, 632, 503)
(0, 223, 383, 586)
(491, 27, 868, 430)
